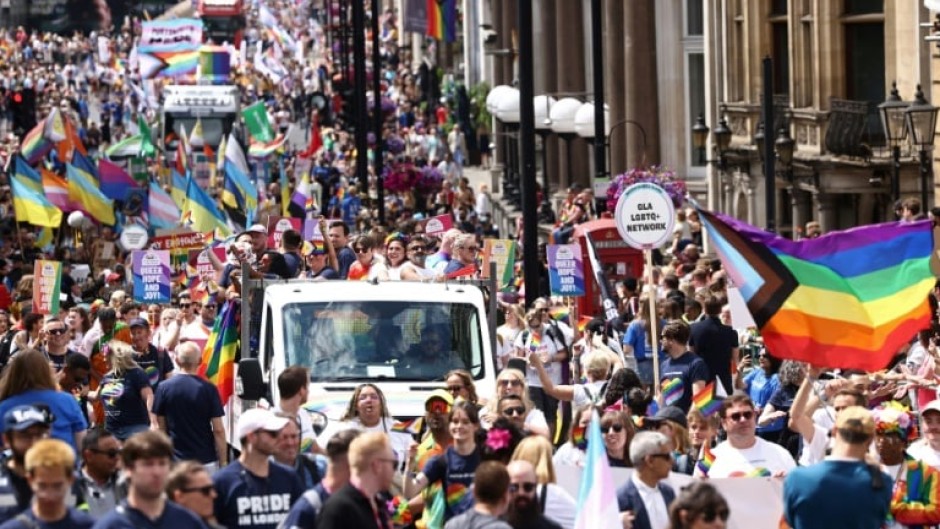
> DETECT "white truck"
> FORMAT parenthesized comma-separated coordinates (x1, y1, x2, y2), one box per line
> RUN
(231, 270, 499, 450)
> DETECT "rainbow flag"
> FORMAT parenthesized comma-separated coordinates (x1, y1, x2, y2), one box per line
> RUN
(661, 378, 683, 406)
(41, 168, 76, 212)
(198, 46, 230, 83)
(426, 0, 457, 42)
(577, 316, 593, 333)
(391, 417, 424, 434)
(746, 467, 772, 477)
(692, 382, 722, 417)
(696, 443, 715, 476)
(549, 307, 570, 325)
(66, 163, 115, 225)
(698, 207, 936, 371)
(199, 299, 238, 403)
(891, 458, 940, 526)
(20, 122, 53, 164)
(572, 424, 587, 450)
(574, 410, 621, 529)
(248, 135, 287, 158)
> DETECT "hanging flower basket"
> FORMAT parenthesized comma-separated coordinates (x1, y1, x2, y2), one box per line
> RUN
(383, 162, 421, 194)
(606, 166, 687, 212)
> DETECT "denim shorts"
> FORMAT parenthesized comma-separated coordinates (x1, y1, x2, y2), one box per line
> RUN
(636, 358, 654, 386)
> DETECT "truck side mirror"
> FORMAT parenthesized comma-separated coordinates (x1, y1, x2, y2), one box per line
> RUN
(237, 358, 267, 401)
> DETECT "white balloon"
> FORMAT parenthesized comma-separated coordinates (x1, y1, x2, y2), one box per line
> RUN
(67, 211, 86, 228)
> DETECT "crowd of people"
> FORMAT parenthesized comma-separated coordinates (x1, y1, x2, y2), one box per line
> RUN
(0, 0, 937, 528)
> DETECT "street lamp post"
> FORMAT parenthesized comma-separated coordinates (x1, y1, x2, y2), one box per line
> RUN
(691, 114, 732, 171)
(905, 84, 940, 209)
(534, 95, 557, 223)
(775, 127, 795, 182)
(879, 82, 908, 202)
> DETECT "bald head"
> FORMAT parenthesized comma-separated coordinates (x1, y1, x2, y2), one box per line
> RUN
(506, 460, 537, 483)
(176, 341, 202, 370)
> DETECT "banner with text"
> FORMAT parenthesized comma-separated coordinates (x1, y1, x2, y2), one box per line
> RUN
(150, 229, 205, 280)
(267, 217, 302, 248)
(32, 260, 62, 315)
(132, 250, 172, 303)
(547, 244, 585, 296)
(141, 18, 204, 47)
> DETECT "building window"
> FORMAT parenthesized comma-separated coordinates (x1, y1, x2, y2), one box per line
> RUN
(686, 0, 704, 36)
(844, 0, 883, 15)
(688, 52, 706, 167)
(797, 18, 814, 107)
(844, 21, 885, 143)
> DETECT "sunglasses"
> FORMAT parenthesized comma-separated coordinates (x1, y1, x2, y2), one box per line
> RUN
(502, 406, 525, 417)
(446, 385, 464, 394)
(354, 247, 370, 253)
(601, 423, 625, 434)
(90, 448, 121, 458)
(702, 509, 730, 523)
(181, 484, 215, 496)
(509, 482, 537, 494)
(497, 379, 522, 388)
(47, 328, 67, 336)
(727, 411, 754, 422)
(426, 400, 451, 415)
(179, 303, 192, 308)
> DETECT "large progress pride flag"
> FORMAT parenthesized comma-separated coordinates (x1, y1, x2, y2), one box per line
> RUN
(698, 208, 935, 371)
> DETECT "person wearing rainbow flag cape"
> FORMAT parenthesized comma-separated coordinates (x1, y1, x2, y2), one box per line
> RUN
(872, 402, 940, 529)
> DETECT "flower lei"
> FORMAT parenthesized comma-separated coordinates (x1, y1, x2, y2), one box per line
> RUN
(485, 427, 511, 451)
(606, 166, 687, 212)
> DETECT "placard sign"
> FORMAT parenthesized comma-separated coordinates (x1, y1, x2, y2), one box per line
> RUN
(33, 260, 62, 315)
(480, 239, 516, 289)
(613, 182, 676, 250)
(423, 214, 454, 236)
(188, 248, 227, 279)
(132, 250, 172, 303)
(267, 217, 302, 248)
(547, 244, 585, 297)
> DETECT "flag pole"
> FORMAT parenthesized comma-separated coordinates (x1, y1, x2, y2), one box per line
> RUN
(646, 249, 661, 403)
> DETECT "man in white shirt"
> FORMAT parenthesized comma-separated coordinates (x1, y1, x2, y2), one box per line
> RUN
(788, 366, 867, 466)
(616, 432, 676, 529)
(907, 399, 940, 468)
(702, 393, 796, 478)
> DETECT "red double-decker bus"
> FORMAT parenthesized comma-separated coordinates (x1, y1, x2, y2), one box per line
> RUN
(197, 0, 246, 46)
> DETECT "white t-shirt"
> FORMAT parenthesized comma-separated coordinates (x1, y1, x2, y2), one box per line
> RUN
(275, 405, 318, 454)
(798, 423, 830, 467)
(572, 381, 608, 409)
(553, 443, 587, 468)
(908, 441, 940, 469)
(514, 325, 562, 388)
(704, 437, 796, 478)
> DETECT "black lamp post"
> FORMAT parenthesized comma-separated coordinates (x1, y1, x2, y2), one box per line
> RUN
(775, 127, 795, 182)
(905, 84, 940, 209)
(753, 120, 765, 162)
(692, 115, 709, 165)
(879, 82, 908, 202)
(691, 114, 732, 170)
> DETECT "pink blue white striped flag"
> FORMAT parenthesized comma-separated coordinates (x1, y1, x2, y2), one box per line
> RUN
(149, 181, 180, 230)
(574, 410, 621, 529)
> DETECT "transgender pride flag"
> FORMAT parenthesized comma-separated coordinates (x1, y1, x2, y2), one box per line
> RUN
(574, 410, 621, 529)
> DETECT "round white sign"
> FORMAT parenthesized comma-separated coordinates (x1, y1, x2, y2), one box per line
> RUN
(614, 183, 677, 250)
(119, 224, 149, 250)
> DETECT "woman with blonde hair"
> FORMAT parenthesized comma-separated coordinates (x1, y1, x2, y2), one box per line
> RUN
(496, 303, 525, 368)
(482, 368, 550, 438)
(89, 340, 155, 440)
(511, 435, 578, 529)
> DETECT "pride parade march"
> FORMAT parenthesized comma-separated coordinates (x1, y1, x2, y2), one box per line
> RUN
(0, 1, 937, 529)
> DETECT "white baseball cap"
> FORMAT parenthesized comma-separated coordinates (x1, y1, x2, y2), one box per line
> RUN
(236, 408, 289, 439)
(923, 400, 940, 416)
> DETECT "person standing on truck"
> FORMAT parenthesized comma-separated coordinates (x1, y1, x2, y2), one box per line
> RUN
(213, 408, 304, 529)
(327, 220, 356, 279)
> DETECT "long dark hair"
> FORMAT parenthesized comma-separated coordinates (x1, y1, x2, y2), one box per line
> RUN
(667, 482, 730, 529)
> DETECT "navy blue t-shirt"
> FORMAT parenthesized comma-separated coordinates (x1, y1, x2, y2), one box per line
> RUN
(133, 345, 174, 391)
(0, 507, 95, 529)
(422, 447, 481, 520)
(659, 351, 711, 413)
(152, 374, 225, 463)
(100, 368, 150, 432)
(213, 461, 304, 529)
(279, 483, 329, 529)
(91, 502, 208, 528)
(336, 247, 356, 279)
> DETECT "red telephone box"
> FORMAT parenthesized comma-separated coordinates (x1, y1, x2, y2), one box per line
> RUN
(572, 219, 644, 318)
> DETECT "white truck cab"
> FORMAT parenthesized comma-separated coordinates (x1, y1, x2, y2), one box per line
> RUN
(232, 277, 498, 450)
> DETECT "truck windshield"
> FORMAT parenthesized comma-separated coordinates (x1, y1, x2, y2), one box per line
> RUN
(282, 301, 485, 382)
